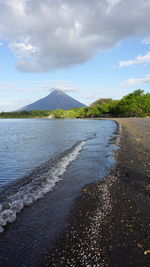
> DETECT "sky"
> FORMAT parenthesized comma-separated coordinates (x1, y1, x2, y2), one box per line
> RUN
(0, 0, 150, 111)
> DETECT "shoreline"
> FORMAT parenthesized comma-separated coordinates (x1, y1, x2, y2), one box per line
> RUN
(39, 118, 150, 266)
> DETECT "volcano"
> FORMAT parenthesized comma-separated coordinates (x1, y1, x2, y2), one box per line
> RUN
(20, 89, 86, 111)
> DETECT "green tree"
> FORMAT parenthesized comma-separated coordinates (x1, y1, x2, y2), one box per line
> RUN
(77, 107, 89, 118)
(91, 98, 113, 107)
(52, 109, 65, 118)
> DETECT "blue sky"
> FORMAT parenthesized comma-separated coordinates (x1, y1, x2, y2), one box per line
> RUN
(0, 0, 150, 111)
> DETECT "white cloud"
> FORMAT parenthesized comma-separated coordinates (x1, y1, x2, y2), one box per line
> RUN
(10, 41, 40, 58)
(0, 101, 13, 108)
(0, 99, 26, 111)
(1, 0, 150, 72)
(120, 74, 150, 87)
(106, 0, 121, 13)
(49, 81, 80, 93)
(27, 80, 80, 93)
(0, 80, 79, 93)
(141, 37, 150, 45)
(119, 52, 150, 67)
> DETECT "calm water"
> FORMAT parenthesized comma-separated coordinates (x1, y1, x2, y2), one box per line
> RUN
(0, 119, 118, 266)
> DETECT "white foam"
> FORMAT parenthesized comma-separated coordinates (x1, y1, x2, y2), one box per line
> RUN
(0, 204, 3, 212)
(0, 141, 85, 233)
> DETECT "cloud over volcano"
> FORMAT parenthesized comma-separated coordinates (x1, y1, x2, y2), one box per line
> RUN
(1, 0, 150, 72)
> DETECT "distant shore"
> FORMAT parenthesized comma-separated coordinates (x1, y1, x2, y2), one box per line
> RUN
(39, 118, 150, 266)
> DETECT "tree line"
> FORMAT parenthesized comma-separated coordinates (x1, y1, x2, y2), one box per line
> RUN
(0, 90, 150, 119)
(0, 110, 50, 118)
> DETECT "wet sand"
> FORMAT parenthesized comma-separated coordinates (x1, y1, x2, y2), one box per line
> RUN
(40, 118, 150, 267)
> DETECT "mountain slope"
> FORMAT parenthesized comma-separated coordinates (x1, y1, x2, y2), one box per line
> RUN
(20, 90, 86, 111)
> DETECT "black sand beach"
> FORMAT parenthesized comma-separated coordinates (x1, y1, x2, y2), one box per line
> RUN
(39, 118, 150, 267)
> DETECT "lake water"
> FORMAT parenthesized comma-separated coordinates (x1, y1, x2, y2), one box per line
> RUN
(0, 119, 118, 266)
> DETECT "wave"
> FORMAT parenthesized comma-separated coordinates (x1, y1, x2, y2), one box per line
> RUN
(0, 141, 85, 233)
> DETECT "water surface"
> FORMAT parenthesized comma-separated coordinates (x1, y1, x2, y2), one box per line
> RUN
(0, 119, 117, 266)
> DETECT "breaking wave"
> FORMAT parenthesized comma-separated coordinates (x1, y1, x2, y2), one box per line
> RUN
(0, 141, 85, 233)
